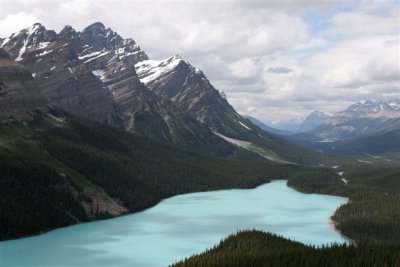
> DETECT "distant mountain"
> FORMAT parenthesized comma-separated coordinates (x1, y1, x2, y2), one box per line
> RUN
(1, 22, 328, 164)
(307, 99, 400, 140)
(298, 111, 329, 133)
(286, 100, 400, 159)
(244, 116, 293, 136)
(331, 99, 400, 125)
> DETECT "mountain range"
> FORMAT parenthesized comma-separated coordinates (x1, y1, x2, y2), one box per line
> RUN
(295, 100, 400, 138)
(0, 22, 326, 164)
(311, 99, 400, 140)
(282, 100, 400, 159)
(1, 21, 399, 260)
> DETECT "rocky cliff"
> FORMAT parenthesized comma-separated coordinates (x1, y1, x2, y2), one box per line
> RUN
(0, 48, 47, 122)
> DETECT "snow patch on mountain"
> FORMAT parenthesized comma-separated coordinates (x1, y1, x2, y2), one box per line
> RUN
(38, 49, 53, 57)
(214, 132, 252, 148)
(36, 42, 50, 49)
(135, 55, 183, 84)
(78, 51, 102, 60)
(15, 23, 43, 61)
(336, 99, 400, 121)
(84, 51, 109, 63)
(214, 132, 290, 163)
(92, 69, 106, 80)
(238, 121, 251, 130)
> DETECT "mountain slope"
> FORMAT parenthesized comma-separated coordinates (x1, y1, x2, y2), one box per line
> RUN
(135, 55, 331, 164)
(2, 23, 334, 164)
(298, 111, 329, 133)
(0, 48, 48, 121)
(1, 109, 291, 241)
(1, 23, 116, 123)
(135, 55, 253, 135)
(306, 129, 400, 160)
(312, 117, 400, 140)
(1, 23, 264, 159)
(173, 231, 400, 267)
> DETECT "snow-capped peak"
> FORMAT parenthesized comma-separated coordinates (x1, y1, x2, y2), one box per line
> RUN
(24, 23, 43, 35)
(336, 99, 400, 120)
(14, 23, 46, 61)
(135, 55, 184, 84)
(387, 99, 400, 111)
(83, 22, 106, 32)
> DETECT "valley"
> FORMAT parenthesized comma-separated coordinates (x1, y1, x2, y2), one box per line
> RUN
(0, 15, 399, 267)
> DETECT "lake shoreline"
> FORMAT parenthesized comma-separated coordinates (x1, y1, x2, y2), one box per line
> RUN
(283, 180, 351, 245)
(0, 180, 349, 267)
(1, 178, 351, 246)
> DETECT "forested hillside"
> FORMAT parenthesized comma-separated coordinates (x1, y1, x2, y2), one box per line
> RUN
(287, 163, 400, 244)
(1, 108, 324, 241)
(172, 230, 400, 267)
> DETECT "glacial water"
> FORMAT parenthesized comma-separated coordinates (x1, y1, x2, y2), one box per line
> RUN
(0, 180, 348, 267)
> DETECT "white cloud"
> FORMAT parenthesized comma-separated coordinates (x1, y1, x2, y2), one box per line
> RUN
(0, 11, 40, 35)
(60, 0, 92, 16)
(225, 34, 399, 124)
(325, 11, 399, 36)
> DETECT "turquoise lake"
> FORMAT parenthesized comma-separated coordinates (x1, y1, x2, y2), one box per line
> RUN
(0, 180, 348, 267)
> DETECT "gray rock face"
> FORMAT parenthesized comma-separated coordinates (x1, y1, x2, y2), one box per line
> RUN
(135, 55, 257, 137)
(1, 23, 242, 156)
(0, 48, 48, 122)
(1, 23, 116, 123)
(2, 22, 321, 162)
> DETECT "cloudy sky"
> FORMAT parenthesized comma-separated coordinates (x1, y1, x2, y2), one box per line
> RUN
(1, 0, 399, 129)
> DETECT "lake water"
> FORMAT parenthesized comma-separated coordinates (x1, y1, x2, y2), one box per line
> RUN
(0, 180, 348, 267)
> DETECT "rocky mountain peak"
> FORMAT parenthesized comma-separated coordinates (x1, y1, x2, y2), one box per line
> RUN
(1, 23, 57, 61)
(0, 22, 322, 163)
(59, 25, 78, 40)
(81, 22, 124, 51)
(308, 99, 400, 140)
(83, 22, 106, 32)
(336, 99, 400, 121)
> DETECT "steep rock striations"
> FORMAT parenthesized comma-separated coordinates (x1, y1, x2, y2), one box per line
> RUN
(0, 48, 48, 122)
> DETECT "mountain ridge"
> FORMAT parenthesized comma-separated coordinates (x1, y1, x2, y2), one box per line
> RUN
(1, 22, 332, 164)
